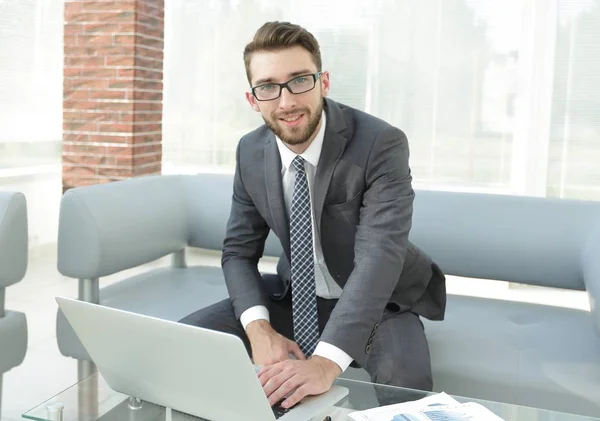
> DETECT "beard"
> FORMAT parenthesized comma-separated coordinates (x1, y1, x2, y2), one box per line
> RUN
(263, 99, 324, 146)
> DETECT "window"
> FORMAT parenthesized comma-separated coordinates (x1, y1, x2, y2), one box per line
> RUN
(548, 0, 600, 200)
(0, 0, 63, 171)
(165, 0, 598, 201)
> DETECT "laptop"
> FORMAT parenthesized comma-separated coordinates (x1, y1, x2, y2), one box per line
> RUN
(56, 297, 349, 421)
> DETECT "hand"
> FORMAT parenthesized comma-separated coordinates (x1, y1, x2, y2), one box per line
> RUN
(258, 356, 342, 409)
(246, 320, 306, 366)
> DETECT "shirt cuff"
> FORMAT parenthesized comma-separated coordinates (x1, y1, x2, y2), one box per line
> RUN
(240, 305, 270, 330)
(313, 341, 354, 372)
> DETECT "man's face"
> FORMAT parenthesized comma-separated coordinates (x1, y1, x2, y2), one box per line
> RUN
(245, 46, 330, 146)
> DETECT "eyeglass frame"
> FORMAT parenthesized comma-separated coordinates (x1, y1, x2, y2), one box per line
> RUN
(251, 71, 324, 101)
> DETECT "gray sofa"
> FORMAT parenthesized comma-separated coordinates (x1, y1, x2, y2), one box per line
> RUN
(0, 191, 28, 415)
(55, 174, 600, 417)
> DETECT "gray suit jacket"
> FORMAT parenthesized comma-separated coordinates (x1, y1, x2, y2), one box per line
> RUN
(222, 98, 446, 367)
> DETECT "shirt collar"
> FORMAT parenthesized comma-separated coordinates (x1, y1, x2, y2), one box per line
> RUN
(276, 110, 326, 171)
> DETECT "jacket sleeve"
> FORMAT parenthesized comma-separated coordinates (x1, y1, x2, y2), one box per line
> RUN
(221, 141, 271, 319)
(319, 126, 414, 367)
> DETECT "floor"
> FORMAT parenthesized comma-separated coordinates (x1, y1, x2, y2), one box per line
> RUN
(0, 246, 590, 421)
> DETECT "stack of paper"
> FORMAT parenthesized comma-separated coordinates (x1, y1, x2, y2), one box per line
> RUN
(348, 392, 505, 421)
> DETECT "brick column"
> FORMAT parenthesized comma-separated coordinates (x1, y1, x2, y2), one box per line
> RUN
(63, 0, 164, 192)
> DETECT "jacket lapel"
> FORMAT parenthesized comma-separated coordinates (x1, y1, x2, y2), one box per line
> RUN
(264, 134, 290, 258)
(313, 99, 348, 235)
(263, 99, 348, 257)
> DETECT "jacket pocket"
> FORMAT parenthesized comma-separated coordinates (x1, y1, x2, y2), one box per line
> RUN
(324, 190, 363, 226)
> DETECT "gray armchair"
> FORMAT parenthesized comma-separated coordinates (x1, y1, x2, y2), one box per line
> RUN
(0, 191, 28, 414)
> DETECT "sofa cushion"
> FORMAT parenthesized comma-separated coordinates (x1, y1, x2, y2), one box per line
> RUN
(424, 294, 600, 416)
(57, 266, 230, 361)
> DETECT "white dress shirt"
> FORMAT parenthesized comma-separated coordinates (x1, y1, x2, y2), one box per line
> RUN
(240, 111, 353, 372)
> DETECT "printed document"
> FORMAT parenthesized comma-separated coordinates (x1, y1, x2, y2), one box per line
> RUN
(348, 392, 505, 421)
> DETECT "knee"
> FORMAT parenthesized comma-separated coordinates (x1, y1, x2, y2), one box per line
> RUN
(178, 306, 209, 326)
(178, 311, 205, 326)
(368, 358, 432, 391)
(368, 354, 395, 385)
(404, 369, 433, 392)
(177, 301, 231, 330)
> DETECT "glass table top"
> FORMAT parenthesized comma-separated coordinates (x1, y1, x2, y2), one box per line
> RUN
(23, 371, 600, 421)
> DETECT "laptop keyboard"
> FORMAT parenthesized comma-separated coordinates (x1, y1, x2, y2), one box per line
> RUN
(272, 399, 299, 419)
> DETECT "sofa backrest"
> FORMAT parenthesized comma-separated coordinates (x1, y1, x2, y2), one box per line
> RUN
(410, 190, 600, 291)
(0, 191, 28, 288)
(185, 174, 600, 291)
(184, 174, 283, 257)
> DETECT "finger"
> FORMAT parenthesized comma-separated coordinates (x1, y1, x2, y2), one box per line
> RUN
(260, 363, 298, 397)
(258, 363, 285, 386)
(282, 384, 310, 408)
(267, 374, 302, 406)
(264, 369, 296, 401)
(257, 360, 283, 377)
(289, 341, 307, 360)
(257, 365, 270, 377)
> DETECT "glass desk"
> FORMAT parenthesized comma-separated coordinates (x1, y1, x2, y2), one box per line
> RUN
(23, 372, 600, 421)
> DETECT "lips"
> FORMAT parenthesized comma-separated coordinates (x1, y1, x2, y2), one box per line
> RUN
(279, 113, 304, 127)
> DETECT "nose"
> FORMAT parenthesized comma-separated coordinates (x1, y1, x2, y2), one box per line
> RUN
(278, 86, 297, 110)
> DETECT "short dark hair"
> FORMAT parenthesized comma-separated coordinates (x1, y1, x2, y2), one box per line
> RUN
(243, 21, 322, 84)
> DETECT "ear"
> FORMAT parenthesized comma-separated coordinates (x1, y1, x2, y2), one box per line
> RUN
(320, 71, 330, 97)
(245, 91, 260, 112)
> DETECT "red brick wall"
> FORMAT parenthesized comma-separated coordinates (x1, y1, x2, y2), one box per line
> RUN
(63, 0, 164, 192)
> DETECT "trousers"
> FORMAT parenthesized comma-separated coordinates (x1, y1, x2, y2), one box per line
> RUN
(179, 275, 433, 404)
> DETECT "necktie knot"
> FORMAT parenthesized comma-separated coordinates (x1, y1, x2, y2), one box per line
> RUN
(292, 156, 305, 173)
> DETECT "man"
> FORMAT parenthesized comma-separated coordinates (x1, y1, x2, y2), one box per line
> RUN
(180, 21, 446, 409)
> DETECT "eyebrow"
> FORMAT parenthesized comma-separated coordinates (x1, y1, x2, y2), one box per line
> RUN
(253, 69, 314, 86)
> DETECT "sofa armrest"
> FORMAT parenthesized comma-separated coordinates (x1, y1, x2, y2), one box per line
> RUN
(0, 191, 28, 288)
(582, 218, 600, 337)
(58, 175, 190, 279)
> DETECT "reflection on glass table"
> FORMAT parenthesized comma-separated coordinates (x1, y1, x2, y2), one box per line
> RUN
(22, 372, 600, 421)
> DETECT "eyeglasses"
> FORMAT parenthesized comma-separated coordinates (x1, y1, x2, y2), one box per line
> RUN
(251, 72, 323, 101)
